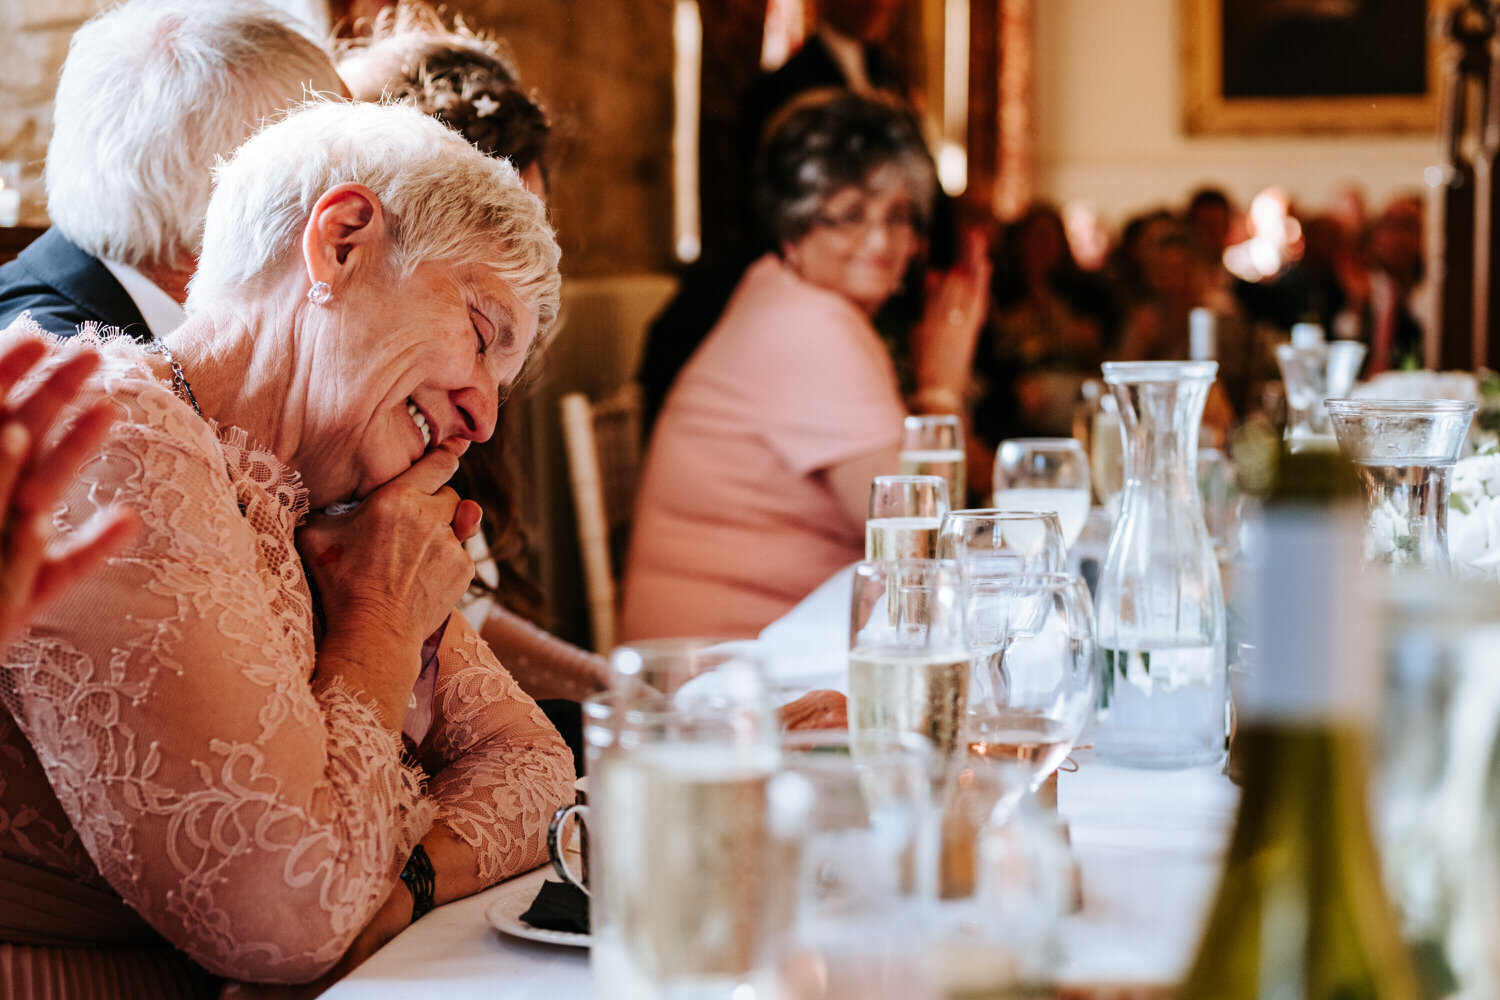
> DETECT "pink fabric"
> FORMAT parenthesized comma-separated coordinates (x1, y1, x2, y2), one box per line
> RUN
(621, 255, 904, 639)
(0, 322, 574, 989)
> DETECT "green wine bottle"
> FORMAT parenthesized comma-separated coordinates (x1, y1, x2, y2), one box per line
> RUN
(1177, 450, 1423, 1000)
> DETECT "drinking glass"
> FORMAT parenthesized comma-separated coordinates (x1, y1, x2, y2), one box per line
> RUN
(775, 730, 940, 1000)
(592, 639, 791, 1000)
(1082, 383, 1124, 509)
(937, 512, 1069, 779)
(1275, 339, 1366, 452)
(937, 509, 1067, 580)
(1325, 398, 1477, 574)
(962, 573, 1096, 795)
(992, 438, 1092, 549)
(866, 474, 950, 561)
(901, 414, 966, 510)
(848, 559, 971, 779)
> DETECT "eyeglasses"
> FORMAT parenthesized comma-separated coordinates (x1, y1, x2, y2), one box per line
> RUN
(813, 206, 919, 241)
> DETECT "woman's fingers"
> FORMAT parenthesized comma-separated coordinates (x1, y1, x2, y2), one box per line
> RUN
(12, 400, 116, 517)
(394, 448, 461, 496)
(8, 350, 102, 451)
(0, 424, 31, 530)
(28, 508, 140, 613)
(0, 339, 49, 399)
(451, 499, 482, 541)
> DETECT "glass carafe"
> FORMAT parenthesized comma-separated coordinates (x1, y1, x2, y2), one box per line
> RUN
(1274, 340, 1367, 452)
(1325, 398, 1476, 574)
(1093, 361, 1227, 769)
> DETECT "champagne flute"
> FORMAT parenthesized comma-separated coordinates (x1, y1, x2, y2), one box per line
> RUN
(594, 639, 787, 1000)
(776, 730, 940, 1000)
(848, 559, 971, 779)
(901, 414, 966, 510)
(992, 438, 1092, 550)
(866, 474, 949, 561)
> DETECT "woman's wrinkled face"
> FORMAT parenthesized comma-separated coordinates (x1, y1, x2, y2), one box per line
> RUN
(295, 259, 538, 507)
(784, 177, 920, 315)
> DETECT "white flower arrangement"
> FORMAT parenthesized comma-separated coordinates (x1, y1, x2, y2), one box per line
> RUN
(1365, 494, 1419, 567)
(1449, 452, 1500, 579)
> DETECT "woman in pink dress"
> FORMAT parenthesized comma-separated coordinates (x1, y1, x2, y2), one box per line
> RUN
(0, 99, 570, 997)
(622, 91, 988, 640)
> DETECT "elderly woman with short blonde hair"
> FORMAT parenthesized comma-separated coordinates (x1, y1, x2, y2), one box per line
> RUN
(0, 97, 569, 998)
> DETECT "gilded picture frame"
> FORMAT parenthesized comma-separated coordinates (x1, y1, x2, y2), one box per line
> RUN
(1182, 0, 1445, 135)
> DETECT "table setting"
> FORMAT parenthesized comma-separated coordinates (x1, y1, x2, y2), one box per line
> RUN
(326, 354, 1500, 1000)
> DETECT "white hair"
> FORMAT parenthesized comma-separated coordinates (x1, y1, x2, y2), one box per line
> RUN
(189, 100, 561, 341)
(44, 0, 345, 273)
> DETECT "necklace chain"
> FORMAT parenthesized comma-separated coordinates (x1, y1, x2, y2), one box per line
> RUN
(152, 339, 202, 418)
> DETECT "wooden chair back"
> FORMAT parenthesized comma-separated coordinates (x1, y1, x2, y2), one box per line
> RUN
(559, 382, 643, 652)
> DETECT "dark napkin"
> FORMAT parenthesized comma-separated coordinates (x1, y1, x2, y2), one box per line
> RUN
(519, 879, 590, 935)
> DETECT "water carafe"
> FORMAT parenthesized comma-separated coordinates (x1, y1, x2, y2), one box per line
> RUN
(1093, 361, 1227, 768)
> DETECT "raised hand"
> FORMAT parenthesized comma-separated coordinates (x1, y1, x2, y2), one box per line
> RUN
(0, 339, 137, 652)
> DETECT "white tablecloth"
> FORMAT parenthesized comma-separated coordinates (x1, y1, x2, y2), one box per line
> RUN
(328, 564, 1239, 998)
(325, 757, 1238, 999)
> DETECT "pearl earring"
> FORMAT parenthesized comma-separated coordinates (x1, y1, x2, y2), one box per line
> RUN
(306, 281, 333, 306)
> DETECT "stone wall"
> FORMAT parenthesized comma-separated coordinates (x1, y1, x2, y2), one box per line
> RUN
(0, 0, 679, 275)
(0, 0, 109, 227)
(464, 0, 677, 277)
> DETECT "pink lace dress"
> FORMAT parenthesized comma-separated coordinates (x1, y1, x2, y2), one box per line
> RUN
(0, 323, 574, 997)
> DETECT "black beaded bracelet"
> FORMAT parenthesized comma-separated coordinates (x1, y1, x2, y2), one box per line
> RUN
(400, 844, 436, 922)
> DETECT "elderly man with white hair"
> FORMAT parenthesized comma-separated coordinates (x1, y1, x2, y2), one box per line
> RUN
(0, 0, 344, 339)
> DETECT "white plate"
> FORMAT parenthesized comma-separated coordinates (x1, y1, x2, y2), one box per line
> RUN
(485, 878, 590, 948)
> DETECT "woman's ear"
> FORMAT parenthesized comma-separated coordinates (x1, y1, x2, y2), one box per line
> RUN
(302, 183, 387, 294)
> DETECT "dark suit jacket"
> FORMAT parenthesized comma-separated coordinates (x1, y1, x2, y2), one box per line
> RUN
(0, 227, 151, 340)
(741, 34, 901, 161)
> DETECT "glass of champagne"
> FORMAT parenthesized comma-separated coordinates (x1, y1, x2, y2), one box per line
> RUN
(866, 474, 949, 561)
(776, 730, 940, 1000)
(848, 559, 971, 780)
(901, 414, 966, 510)
(992, 438, 1092, 550)
(593, 639, 793, 1000)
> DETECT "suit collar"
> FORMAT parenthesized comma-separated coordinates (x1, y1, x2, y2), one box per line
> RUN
(15, 228, 151, 336)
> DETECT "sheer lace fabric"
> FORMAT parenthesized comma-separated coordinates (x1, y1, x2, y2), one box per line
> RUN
(0, 322, 573, 985)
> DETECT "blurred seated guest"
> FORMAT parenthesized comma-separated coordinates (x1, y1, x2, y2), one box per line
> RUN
(1254, 213, 1356, 333)
(1101, 208, 1174, 318)
(338, 1, 603, 710)
(1349, 193, 1426, 375)
(1113, 224, 1203, 362)
(0, 99, 571, 997)
(972, 202, 1113, 447)
(1113, 219, 1239, 363)
(0, 0, 344, 338)
(0, 340, 138, 652)
(1183, 186, 1237, 295)
(1112, 222, 1237, 443)
(621, 91, 986, 640)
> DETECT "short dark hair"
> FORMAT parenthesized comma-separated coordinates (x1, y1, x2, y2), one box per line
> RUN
(753, 89, 937, 250)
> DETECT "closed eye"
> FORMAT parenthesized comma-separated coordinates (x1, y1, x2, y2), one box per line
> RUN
(470, 308, 492, 355)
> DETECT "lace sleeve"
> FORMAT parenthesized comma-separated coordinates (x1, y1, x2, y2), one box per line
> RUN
(421, 616, 575, 884)
(0, 356, 432, 984)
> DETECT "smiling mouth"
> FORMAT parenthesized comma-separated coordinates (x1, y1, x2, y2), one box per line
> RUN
(406, 400, 432, 449)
